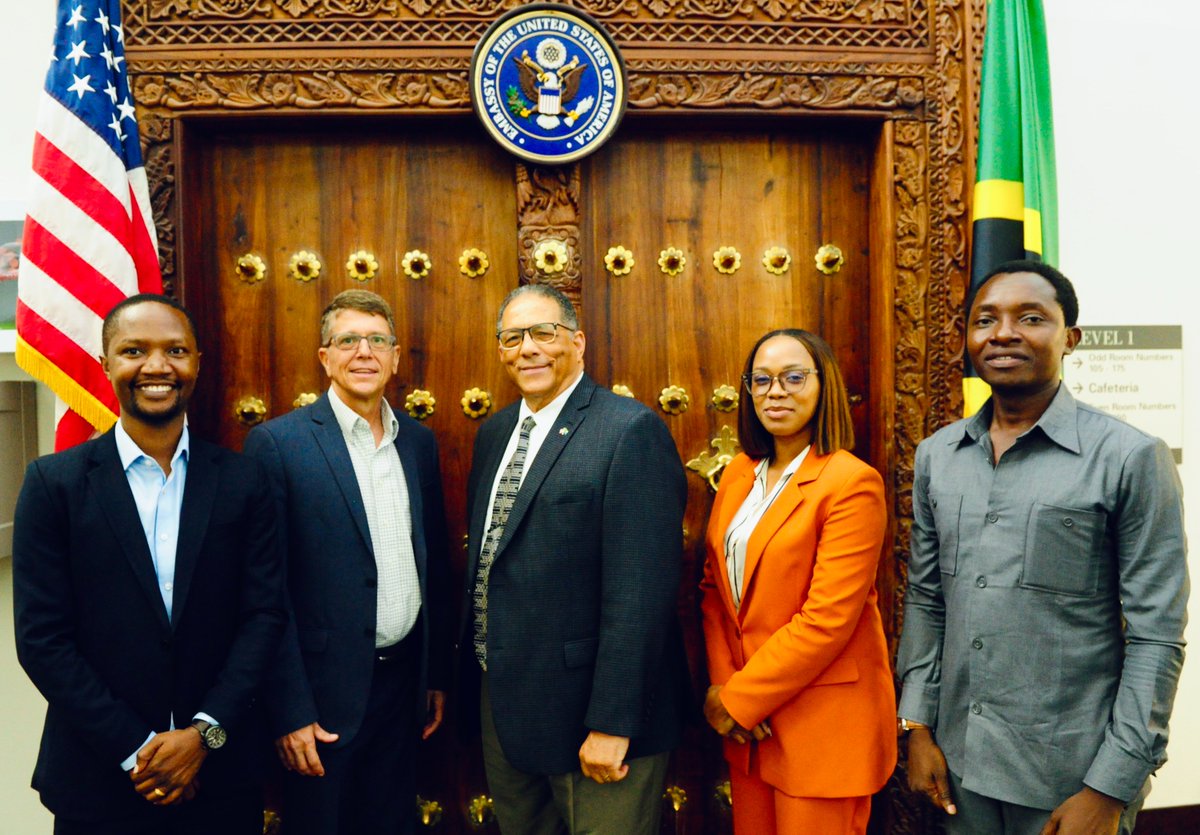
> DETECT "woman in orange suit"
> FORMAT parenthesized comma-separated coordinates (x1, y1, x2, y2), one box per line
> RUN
(700, 328, 896, 834)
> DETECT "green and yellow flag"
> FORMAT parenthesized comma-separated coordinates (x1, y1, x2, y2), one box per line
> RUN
(965, 0, 1057, 416)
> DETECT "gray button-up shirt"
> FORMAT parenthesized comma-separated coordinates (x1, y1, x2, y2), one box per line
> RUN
(896, 385, 1188, 809)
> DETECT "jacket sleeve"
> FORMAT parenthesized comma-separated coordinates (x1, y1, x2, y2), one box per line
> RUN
(895, 440, 946, 727)
(1083, 437, 1188, 803)
(194, 454, 288, 728)
(584, 409, 687, 738)
(719, 462, 888, 728)
(13, 460, 152, 764)
(699, 459, 745, 687)
(244, 425, 321, 737)
(416, 427, 453, 692)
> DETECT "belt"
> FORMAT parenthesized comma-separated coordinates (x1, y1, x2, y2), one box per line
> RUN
(375, 625, 420, 663)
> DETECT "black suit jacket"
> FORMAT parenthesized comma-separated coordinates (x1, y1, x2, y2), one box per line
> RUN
(459, 374, 691, 775)
(244, 393, 450, 743)
(13, 431, 286, 822)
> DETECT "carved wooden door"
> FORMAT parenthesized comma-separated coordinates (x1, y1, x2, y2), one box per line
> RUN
(181, 113, 891, 834)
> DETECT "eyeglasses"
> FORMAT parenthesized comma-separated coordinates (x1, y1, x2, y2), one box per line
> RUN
(496, 322, 572, 350)
(742, 369, 818, 397)
(326, 332, 397, 353)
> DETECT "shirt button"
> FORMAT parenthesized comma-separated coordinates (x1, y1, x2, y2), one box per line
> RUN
(163, 582, 173, 591)
(971, 702, 982, 715)
(1063, 517, 1074, 527)
(986, 512, 999, 523)
(159, 533, 169, 541)
(931, 498, 938, 509)
(972, 638, 983, 649)
(975, 576, 987, 588)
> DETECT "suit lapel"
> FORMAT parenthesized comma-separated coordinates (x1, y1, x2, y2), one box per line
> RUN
(493, 375, 594, 560)
(469, 409, 519, 564)
(170, 438, 216, 629)
(87, 434, 171, 631)
(311, 394, 374, 556)
(391, 413, 424, 569)
(741, 450, 831, 608)
(712, 462, 756, 620)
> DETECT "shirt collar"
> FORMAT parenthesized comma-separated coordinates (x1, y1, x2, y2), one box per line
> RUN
(956, 383, 1081, 454)
(752, 445, 811, 485)
(114, 419, 190, 473)
(518, 372, 584, 428)
(328, 387, 399, 445)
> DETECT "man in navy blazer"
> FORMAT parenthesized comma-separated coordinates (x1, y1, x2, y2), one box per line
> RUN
(245, 289, 450, 835)
(13, 294, 286, 834)
(460, 284, 690, 834)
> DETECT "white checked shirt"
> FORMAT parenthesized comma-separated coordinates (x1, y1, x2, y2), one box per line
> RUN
(329, 389, 420, 647)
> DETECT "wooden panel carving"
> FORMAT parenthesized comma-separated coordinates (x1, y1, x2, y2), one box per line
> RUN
(126, 0, 978, 828)
(515, 163, 584, 309)
(126, 0, 930, 50)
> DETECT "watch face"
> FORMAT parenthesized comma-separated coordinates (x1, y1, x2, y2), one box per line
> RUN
(204, 725, 228, 750)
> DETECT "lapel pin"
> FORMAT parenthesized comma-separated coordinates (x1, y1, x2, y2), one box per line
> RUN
(558, 427, 569, 436)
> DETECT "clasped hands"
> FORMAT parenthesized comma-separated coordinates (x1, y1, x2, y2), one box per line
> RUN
(130, 728, 206, 806)
(906, 727, 1124, 835)
(704, 685, 771, 745)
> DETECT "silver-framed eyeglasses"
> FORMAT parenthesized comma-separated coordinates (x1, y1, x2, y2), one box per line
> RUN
(326, 332, 397, 353)
(743, 368, 818, 397)
(497, 322, 572, 350)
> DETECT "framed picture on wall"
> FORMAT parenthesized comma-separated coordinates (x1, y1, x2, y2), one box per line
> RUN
(0, 219, 20, 330)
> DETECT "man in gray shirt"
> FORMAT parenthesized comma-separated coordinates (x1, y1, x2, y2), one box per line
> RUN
(896, 260, 1188, 835)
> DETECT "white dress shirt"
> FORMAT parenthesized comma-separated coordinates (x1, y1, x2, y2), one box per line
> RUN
(483, 373, 584, 537)
(722, 446, 810, 609)
(328, 388, 420, 647)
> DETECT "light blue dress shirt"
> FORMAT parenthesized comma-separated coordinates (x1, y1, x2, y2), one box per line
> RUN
(113, 422, 216, 770)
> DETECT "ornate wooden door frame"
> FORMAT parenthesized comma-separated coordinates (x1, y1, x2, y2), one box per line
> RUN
(126, 0, 984, 676)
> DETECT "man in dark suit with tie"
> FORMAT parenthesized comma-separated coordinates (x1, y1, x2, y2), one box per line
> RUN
(244, 289, 450, 835)
(461, 283, 690, 834)
(13, 294, 287, 834)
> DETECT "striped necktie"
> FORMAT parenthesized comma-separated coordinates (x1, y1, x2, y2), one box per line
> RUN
(473, 415, 536, 668)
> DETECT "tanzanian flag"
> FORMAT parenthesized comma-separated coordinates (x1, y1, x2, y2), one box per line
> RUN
(965, 0, 1057, 416)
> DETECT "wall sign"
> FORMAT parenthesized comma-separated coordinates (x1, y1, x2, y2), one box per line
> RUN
(1063, 325, 1184, 463)
(470, 3, 626, 165)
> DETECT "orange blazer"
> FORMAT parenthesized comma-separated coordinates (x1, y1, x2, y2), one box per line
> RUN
(700, 449, 897, 798)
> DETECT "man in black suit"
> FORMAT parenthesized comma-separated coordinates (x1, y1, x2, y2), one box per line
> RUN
(461, 283, 690, 834)
(13, 294, 286, 834)
(244, 289, 450, 835)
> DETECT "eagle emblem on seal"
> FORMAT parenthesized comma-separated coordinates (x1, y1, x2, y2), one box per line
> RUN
(508, 38, 593, 130)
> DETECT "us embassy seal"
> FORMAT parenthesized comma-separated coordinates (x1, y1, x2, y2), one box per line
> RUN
(470, 4, 627, 165)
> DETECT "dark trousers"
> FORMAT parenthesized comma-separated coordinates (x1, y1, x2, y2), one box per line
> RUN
(280, 630, 422, 835)
(53, 786, 263, 835)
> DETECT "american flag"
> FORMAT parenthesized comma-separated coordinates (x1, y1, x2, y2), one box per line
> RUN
(16, 0, 162, 450)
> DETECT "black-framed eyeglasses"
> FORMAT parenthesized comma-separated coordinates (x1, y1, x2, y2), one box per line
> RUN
(742, 368, 818, 397)
(497, 322, 572, 350)
(326, 332, 397, 353)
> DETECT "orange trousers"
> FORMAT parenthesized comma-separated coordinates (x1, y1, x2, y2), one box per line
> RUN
(729, 764, 871, 835)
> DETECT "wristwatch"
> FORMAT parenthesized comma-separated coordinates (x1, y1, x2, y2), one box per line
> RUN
(898, 717, 928, 734)
(189, 719, 228, 751)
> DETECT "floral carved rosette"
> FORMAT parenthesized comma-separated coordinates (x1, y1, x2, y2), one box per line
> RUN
(713, 246, 741, 275)
(658, 247, 686, 276)
(604, 245, 634, 276)
(402, 249, 431, 280)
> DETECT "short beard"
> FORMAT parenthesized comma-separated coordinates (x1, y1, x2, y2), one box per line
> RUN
(123, 389, 187, 426)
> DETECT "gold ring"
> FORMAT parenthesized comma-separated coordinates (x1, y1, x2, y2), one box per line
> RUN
(153, 788, 166, 798)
